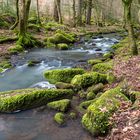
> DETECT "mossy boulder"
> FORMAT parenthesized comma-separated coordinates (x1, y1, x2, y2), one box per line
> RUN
(0, 89, 74, 113)
(47, 99, 71, 112)
(88, 59, 102, 65)
(44, 68, 85, 84)
(57, 43, 69, 50)
(47, 33, 74, 44)
(54, 112, 65, 125)
(87, 83, 104, 94)
(71, 72, 107, 88)
(92, 61, 113, 73)
(0, 68, 4, 73)
(55, 82, 74, 89)
(82, 87, 129, 136)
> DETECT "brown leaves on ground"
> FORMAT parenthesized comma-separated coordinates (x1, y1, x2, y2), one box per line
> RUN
(98, 102, 140, 140)
(113, 56, 140, 91)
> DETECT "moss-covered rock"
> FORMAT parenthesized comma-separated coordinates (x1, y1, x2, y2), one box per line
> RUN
(57, 43, 69, 50)
(47, 99, 71, 112)
(0, 89, 74, 113)
(44, 68, 85, 84)
(86, 92, 96, 100)
(54, 112, 65, 125)
(88, 59, 102, 65)
(71, 72, 107, 88)
(82, 87, 129, 136)
(0, 68, 4, 73)
(92, 61, 113, 73)
(103, 52, 114, 59)
(87, 83, 104, 94)
(55, 82, 74, 89)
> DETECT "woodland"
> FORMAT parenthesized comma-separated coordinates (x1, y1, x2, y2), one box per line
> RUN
(0, 0, 139, 140)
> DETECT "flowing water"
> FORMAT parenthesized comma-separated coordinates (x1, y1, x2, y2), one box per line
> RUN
(0, 33, 121, 140)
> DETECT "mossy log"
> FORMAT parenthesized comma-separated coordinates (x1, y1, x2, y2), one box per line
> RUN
(0, 88, 74, 113)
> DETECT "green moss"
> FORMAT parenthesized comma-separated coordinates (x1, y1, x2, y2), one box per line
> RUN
(106, 72, 116, 84)
(0, 37, 17, 44)
(27, 60, 40, 67)
(78, 90, 87, 99)
(71, 72, 107, 88)
(82, 87, 129, 136)
(69, 112, 77, 119)
(47, 99, 70, 112)
(8, 45, 24, 54)
(28, 24, 41, 32)
(87, 83, 104, 94)
(55, 82, 74, 89)
(78, 99, 97, 114)
(0, 68, 4, 73)
(44, 68, 85, 84)
(0, 89, 74, 113)
(16, 33, 42, 49)
(88, 59, 102, 65)
(54, 112, 65, 125)
(57, 43, 69, 50)
(92, 61, 113, 73)
(45, 22, 66, 31)
(103, 52, 114, 59)
(0, 60, 12, 69)
(86, 92, 96, 100)
(47, 33, 75, 44)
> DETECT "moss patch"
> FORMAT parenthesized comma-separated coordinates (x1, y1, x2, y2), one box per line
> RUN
(82, 87, 129, 136)
(47, 99, 71, 112)
(57, 43, 69, 50)
(44, 68, 85, 84)
(88, 59, 102, 65)
(92, 61, 113, 73)
(0, 89, 74, 113)
(54, 112, 65, 125)
(71, 72, 107, 88)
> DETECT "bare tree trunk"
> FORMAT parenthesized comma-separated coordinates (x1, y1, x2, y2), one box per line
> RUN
(86, 0, 92, 24)
(10, 0, 19, 30)
(72, 0, 76, 27)
(36, 0, 41, 24)
(19, 0, 26, 36)
(77, 0, 83, 26)
(56, 0, 62, 24)
(122, 0, 138, 55)
(53, 0, 59, 22)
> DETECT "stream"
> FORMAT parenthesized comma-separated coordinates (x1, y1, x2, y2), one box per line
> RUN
(0, 33, 121, 140)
